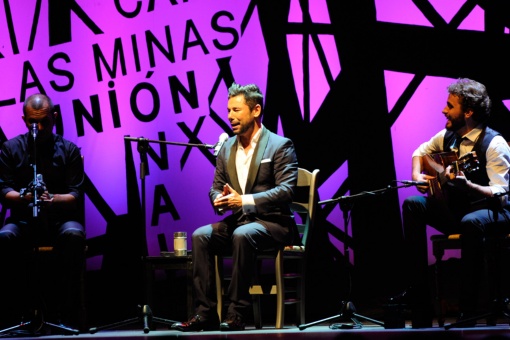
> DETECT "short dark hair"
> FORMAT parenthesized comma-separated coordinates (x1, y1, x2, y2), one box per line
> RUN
(23, 93, 54, 116)
(228, 83, 263, 112)
(447, 78, 491, 123)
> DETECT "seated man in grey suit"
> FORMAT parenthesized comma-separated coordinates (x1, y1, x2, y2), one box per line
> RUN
(172, 83, 299, 332)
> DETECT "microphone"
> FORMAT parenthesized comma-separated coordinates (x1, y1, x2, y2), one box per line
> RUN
(319, 197, 347, 205)
(213, 133, 229, 157)
(398, 180, 429, 186)
(30, 123, 38, 139)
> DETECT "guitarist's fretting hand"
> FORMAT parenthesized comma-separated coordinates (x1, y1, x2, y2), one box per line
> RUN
(445, 166, 471, 191)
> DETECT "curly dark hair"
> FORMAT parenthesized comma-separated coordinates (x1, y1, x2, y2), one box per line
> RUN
(228, 83, 264, 112)
(447, 78, 491, 123)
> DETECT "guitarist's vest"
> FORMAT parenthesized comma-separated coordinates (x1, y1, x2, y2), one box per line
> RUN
(443, 126, 499, 213)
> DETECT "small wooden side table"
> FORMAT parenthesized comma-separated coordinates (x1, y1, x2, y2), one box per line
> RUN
(143, 251, 193, 318)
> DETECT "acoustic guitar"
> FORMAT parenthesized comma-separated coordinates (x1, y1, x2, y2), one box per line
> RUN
(421, 151, 480, 201)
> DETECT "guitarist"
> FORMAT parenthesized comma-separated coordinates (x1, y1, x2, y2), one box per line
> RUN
(399, 78, 510, 328)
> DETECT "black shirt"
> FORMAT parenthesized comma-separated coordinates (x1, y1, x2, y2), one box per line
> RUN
(0, 133, 83, 223)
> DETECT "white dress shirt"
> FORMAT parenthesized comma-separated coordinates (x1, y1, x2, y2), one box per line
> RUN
(412, 125, 510, 201)
(236, 126, 263, 214)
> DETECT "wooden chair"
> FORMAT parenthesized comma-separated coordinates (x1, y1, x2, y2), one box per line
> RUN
(214, 168, 320, 328)
(431, 233, 510, 326)
(431, 233, 462, 327)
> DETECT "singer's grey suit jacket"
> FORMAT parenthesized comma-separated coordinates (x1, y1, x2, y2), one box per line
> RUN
(209, 126, 299, 245)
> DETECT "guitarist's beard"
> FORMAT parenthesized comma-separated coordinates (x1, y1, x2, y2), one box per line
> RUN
(445, 116, 466, 132)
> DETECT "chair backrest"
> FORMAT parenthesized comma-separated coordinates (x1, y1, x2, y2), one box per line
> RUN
(290, 168, 320, 247)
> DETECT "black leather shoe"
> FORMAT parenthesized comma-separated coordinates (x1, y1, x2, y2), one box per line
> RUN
(219, 313, 245, 331)
(171, 315, 218, 332)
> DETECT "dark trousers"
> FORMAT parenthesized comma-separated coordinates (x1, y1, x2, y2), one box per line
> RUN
(191, 215, 278, 320)
(402, 195, 510, 312)
(0, 220, 86, 326)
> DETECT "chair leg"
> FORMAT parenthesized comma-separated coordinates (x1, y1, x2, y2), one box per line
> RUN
(485, 237, 504, 326)
(297, 259, 306, 326)
(217, 251, 286, 329)
(214, 256, 223, 322)
(77, 263, 88, 331)
(434, 253, 448, 327)
(252, 258, 263, 329)
(253, 295, 262, 329)
(275, 250, 284, 329)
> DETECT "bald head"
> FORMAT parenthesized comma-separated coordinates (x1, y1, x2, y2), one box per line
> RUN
(22, 93, 57, 141)
(23, 94, 54, 116)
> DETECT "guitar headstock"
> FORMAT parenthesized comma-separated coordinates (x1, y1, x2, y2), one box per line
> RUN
(452, 151, 479, 174)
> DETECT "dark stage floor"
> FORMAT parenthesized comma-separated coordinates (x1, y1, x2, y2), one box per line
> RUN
(2, 316, 510, 339)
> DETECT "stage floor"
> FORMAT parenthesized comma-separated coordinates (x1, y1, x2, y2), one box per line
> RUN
(2, 317, 510, 340)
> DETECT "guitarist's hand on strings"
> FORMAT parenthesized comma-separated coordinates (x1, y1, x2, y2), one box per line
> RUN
(445, 166, 471, 191)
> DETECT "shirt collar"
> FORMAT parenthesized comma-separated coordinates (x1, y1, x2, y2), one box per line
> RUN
(463, 124, 483, 143)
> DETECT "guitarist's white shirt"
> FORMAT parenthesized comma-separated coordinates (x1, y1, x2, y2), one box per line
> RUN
(412, 125, 510, 204)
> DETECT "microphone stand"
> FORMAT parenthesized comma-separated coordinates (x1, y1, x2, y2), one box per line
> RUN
(31, 143, 39, 217)
(298, 182, 412, 331)
(88, 136, 218, 334)
(29, 127, 46, 219)
(27, 124, 44, 218)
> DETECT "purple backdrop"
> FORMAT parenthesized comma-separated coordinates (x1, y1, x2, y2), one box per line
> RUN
(0, 1, 491, 271)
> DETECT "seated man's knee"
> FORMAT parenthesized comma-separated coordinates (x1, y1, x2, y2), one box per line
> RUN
(0, 225, 21, 253)
(231, 229, 251, 248)
(0, 230, 15, 242)
(62, 227, 85, 242)
(460, 215, 485, 236)
(0, 224, 20, 241)
(192, 225, 212, 248)
(58, 222, 86, 251)
(403, 195, 425, 211)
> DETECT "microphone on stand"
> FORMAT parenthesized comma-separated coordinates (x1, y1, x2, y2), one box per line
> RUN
(30, 123, 38, 139)
(213, 133, 229, 157)
(319, 196, 348, 205)
(397, 180, 429, 186)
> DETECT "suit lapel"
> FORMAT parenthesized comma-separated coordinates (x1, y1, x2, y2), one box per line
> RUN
(245, 127, 269, 194)
(227, 138, 243, 194)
